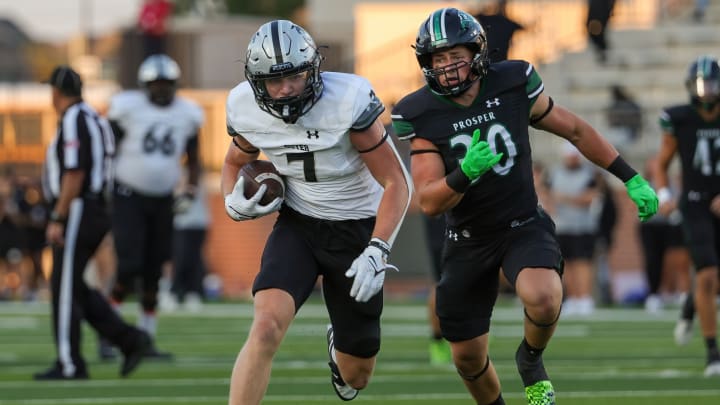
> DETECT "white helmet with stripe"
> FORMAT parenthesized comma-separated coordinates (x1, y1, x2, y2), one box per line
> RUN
(244, 20, 324, 123)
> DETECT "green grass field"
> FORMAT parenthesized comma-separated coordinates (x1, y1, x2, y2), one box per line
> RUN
(1, 296, 718, 405)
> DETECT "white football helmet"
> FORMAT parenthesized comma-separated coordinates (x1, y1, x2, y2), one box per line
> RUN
(138, 54, 181, 106)
(244, 20, 324, 123)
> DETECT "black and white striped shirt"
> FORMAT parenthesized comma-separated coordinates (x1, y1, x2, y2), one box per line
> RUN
(43, 101, 115, 201)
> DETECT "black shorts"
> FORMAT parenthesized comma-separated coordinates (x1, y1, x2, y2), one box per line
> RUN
(681, 200, 720, 270)
(437, 208, 563, 342)
(253, 206, 381, 358)
(557, 233, 596, 260)
(111, 183, 173, 280)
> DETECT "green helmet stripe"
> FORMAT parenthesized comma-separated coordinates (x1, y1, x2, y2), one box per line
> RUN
(431, 9, 447, 45)
(697, 55, 713, 77)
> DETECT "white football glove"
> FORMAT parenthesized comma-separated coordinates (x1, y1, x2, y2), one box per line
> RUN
(173, 188, 196, 214)
(224, 176, 282, 221)
(345, 238, 398, 303)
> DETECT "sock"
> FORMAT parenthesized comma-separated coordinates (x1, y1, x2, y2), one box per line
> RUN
(681, 293, 695, 321)
(489, 393, 505, 405)
(138, 311, 157, 336)
(522, 338, 545, 357)
(705, 337, 719, 362)
(516, 338, 549, 386)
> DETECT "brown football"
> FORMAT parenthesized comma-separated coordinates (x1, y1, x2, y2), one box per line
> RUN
(239, 160, 285, 206)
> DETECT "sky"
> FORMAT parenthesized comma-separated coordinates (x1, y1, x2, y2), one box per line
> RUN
(0, 0, 143, 43)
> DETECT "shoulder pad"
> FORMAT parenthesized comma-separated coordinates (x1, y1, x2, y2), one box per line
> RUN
(392, 86, 433, 122)
(484, 60, 537, 97)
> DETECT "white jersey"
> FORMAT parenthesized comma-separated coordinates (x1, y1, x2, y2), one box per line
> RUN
(226, 72, 385, 220)
(108, 91, 204, 196)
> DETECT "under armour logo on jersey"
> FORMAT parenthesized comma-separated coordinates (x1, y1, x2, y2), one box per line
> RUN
(486, 98, 501, 108)
(306, 130, 319, 139)
(447, 230, 458, 242)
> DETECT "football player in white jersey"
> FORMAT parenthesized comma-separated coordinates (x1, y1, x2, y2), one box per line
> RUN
(107, 54, 204, 358)
(221, 20, 412, 404)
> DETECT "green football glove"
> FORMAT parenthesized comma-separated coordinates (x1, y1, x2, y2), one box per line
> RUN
(460, 129, 504, 180)
(625, 174, 659, 222)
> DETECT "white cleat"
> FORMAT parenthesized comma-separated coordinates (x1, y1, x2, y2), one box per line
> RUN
(644, 294, 663, 314)
(673, 319, 694, 346)
(704, 361, 720, 377)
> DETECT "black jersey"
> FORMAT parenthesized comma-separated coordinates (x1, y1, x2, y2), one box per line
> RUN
(659, 105, 720, 198)
(391, 60, 543, 231)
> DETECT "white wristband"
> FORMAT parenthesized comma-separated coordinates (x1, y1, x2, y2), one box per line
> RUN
(657, 187, 672, 205)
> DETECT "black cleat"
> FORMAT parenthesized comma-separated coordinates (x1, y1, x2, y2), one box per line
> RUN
(120, 331, 152, 377)
(143, 344, 174, 361)
(34, 366, 89, 380)
(98, 337, 118, 361)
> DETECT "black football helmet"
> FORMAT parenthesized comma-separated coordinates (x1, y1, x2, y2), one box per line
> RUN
(685, 55, 720, 110)
(244, 20, 324, 124)
(414, 7, 489, 96)
(138, 54, 181, 106)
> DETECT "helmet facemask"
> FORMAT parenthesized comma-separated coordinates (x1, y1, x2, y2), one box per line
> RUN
(244, 20, 324, 124)
(418, 46, 487, 96)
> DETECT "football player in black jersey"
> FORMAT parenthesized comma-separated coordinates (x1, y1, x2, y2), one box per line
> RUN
(655, 55, 720, 377)
(392, 8, 657, 404)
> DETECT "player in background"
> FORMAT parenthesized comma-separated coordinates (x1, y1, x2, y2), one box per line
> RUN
(221, 20, 411, 404)
(655, 55, 720, 377)
(392, 8, 657, 404)
(107, 53, 204, 358)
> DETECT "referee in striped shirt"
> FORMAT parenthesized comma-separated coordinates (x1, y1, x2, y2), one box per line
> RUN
(35, 66, 152, 380)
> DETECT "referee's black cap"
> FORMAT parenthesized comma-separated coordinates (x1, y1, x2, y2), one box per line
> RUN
(47, 65, 83, 97)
